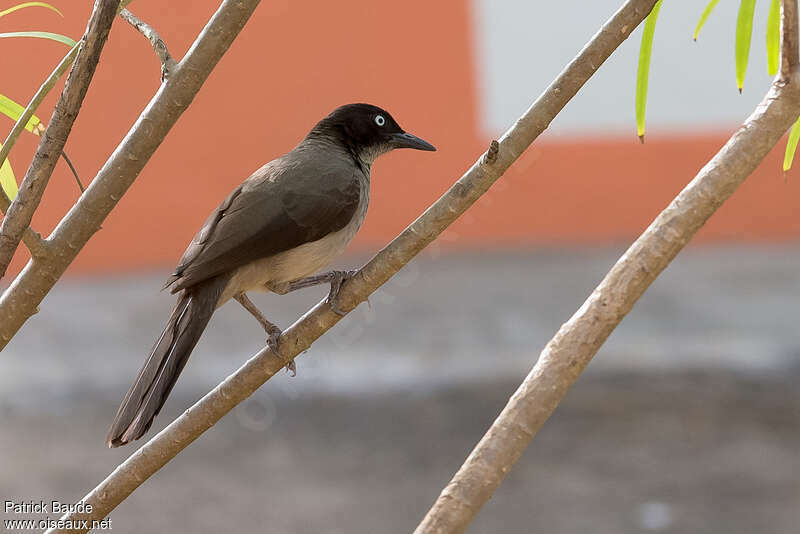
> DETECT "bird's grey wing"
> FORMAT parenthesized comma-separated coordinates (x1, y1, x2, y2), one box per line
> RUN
(165, 163, 361, 292)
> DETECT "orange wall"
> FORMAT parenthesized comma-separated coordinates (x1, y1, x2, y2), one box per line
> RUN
(1, 1, 799, 278)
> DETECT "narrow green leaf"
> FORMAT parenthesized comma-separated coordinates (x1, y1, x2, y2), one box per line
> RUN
(694, 0, 721, 41)
(0, 31, 76, 47)
(783, 116, 800, 171)
(0, 93, 42, 134)
(767, 0, 780, 76)
(0, 143, 18, 200)
(0, 2, 63, 18)
(735, 0, 757, 93)
(636, 0, 663, 142)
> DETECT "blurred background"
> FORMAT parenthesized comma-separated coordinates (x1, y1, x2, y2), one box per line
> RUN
(1, 1, 799, 532)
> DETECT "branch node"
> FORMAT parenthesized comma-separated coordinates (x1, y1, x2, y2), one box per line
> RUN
(26, 229, 49, 260)
(483, 140, 500, 164)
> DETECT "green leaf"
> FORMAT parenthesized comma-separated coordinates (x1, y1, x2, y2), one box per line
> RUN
(735, 0, 757, 93)
(0, 2, 63, 18)
(0, 93, 42, 134)
(694, 0, 721, 41)
(767, 0, 780, 76)
(783, 116, 800, 172)
(0, 143, 18, 200)
(635, 0, 663, 142)
(0, 31, 76, 47)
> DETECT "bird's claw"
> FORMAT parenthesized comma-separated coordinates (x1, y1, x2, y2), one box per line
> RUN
(326, 269, 358, 316)
(265, 327, 295, 376)
(267, 329, 281, 350)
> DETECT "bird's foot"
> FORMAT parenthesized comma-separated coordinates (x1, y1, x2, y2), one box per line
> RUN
(264, 325, 295, 376)
(326, 269, 358, 316)
(265, 324, 282, 351)
(233, 293, 293, 374)
(283, 269, 358, 316)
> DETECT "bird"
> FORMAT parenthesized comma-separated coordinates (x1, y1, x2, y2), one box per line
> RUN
(106, 103, 435, 447)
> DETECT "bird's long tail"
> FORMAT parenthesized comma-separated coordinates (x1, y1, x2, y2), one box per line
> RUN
(106, 275, 228, 448)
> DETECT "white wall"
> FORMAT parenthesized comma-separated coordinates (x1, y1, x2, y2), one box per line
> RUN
(472, 1, 776, 137)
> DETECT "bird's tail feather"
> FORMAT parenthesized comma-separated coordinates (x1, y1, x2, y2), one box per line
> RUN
(106, 275, 227, 448)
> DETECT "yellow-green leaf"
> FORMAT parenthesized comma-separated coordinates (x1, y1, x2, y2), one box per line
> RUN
(636, 0, 663, 142)
(735, 0, 757, 92)
(0, 2, 63, 18)
(0, 31, 76, 47)
(694, 0, 721, 41)
(783, 116, 800, 171)
(0, 143, 18, 200)
(0, 93, 42, 134)
(767, 0, 780, 76)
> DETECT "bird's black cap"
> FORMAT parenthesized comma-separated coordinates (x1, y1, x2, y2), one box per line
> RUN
(307, 103, 436, 154)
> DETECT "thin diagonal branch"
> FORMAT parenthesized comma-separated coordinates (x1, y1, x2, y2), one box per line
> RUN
(59, 150, 85, 193)
(119, 8, 177, 80)
(0, 0, 120, 279)
(44, 1, 656, 531)
(781, 0, 799, 75)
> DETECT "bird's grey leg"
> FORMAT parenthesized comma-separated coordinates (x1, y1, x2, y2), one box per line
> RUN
(234, 293, 295, 376)
(280, 269, 358, 316)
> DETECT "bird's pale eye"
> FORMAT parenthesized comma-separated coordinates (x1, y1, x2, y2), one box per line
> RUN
(374, 115, 386, 127)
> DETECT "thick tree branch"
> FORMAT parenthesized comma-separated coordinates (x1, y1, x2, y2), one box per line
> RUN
(0, 0, 262, 347)
(0, 0, 120, 279)
(44, 1, 657, 531)
(119, 8, 177, 80)
(413, 7, 800, 534)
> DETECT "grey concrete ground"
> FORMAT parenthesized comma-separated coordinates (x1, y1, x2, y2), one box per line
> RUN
(1, 246, 799, 533)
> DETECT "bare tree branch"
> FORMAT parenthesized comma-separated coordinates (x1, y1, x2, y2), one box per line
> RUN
(43, 1, 657, 531)
(59, 150, 86, 193)
(0, 0, 262, 348)
(412, 4, 800, 534)
(0, 0, 120, 279)
(119, 8, 177, 80)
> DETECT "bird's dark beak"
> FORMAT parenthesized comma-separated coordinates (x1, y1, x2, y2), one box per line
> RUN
(390, 132, 436, 151)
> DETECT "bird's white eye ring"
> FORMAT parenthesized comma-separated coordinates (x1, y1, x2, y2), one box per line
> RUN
(375, 115, 385, 126)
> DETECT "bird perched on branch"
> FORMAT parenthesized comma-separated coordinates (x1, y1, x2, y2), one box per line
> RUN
(107, 103, 435, 447)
